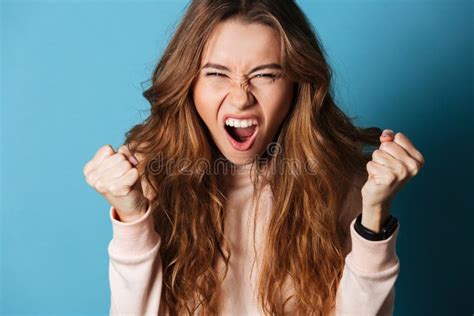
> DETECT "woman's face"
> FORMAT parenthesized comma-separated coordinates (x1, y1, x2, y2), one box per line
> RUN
(192, 19, 295, 165)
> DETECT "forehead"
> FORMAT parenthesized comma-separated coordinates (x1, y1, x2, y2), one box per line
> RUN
(201, 19, 281, 68)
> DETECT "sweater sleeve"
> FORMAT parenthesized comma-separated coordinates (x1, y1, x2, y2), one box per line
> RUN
(334, 216, 400, 316)
(107, 204, 167, 316)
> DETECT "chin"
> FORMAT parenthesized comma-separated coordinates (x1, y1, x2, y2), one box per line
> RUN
(217, 133, 274, 166)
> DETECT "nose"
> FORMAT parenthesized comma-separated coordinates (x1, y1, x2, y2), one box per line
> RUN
(227, 80, 256, 110)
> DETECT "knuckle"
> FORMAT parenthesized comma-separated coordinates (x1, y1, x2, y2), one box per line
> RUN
(118, 145, 129, 154)
(417, 158, 424, 168)
(106, 154, 122, 167)
(127, 169, 140, 184)
(414, 161, 423, 175)
(83, 161, 90, 176)
(86, 173, 95, 185)
(384, 140, 393, 148)
(420, 155, 426, 166)
(115, 153, 127, 162)
(412, 167, 419, 176)
(101, 144, 113, 153)
(95, 179, 105, 192)
(366, 161, 374, 170)
(109, 184, 120, 195)
(129, 167, 139, 177)
(388, 173, 397, 184)
(407, 160, 418, 173)
(399, 166, 408, 179)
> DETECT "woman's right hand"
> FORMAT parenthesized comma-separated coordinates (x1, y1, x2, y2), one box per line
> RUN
(83, 144, 149, 222)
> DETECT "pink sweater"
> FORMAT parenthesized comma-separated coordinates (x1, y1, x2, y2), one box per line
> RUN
(107, 164, 400, 315)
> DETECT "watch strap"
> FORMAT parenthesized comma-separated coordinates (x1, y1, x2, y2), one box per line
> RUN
(354, 213, 399, 241)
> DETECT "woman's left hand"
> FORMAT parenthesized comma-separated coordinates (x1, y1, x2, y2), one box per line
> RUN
(361, 129, 425, 231)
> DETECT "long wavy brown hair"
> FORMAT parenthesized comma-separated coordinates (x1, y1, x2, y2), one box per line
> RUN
(123, 0, 383, 315)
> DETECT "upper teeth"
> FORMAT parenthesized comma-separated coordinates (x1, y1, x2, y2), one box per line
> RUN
(225, 118, 258, 128)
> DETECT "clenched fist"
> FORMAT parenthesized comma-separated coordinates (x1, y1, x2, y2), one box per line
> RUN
(83, 144, 149, 223)
(360, 129, 425, 231)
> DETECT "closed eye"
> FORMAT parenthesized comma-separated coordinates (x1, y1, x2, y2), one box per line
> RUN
(205, 72, 278, 78)
(254, 73, 278, 79)
(205, 72, 227, 77)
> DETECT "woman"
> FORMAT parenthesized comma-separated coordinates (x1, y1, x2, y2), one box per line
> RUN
(83, 0, 425, 315)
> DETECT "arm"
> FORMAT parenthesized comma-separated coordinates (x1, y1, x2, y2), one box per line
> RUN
(334, 215, 400, 316)
(107, 203, 167, 316)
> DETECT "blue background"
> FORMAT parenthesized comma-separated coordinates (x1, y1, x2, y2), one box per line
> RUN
(1, 0, 472, 315)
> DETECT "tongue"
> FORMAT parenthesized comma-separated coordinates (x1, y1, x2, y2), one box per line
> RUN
(233, 126, 256, 138)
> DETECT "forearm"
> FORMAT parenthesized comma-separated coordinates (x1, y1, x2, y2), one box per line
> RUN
(334, 216, 400, 315)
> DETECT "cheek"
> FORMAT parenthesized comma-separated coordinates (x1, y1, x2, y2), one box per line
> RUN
(193, 84, 222, 128)
(261, 89, 293, 127)
(263, 103, 289, 131)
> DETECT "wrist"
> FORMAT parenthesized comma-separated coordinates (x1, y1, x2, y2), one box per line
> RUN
(355, 212, 399, 241)
(361, 205, 390, 232)
(118, 210, 147, 223)
(116, 200, 149, 223)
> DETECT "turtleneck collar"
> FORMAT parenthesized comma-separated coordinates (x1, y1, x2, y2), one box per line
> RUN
(223, 160, 271, 190)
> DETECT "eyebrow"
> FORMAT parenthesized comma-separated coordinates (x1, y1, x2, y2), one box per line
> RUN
(202, 62, 282, 74)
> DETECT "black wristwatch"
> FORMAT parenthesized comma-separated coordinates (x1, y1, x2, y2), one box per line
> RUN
(354, 213, 399, 241)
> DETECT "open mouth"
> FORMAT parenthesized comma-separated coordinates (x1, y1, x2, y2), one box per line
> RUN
(223, 120, 259, 151)
(224, 124, 256, 143)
